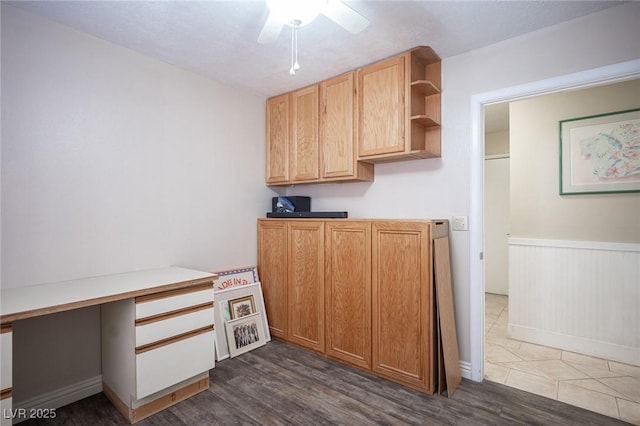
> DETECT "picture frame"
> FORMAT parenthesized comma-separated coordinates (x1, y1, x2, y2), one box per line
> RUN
(213, 282, 271, 361)
(213, 266, 259, 291)
(559, 108, 640, 195)
(228, 295, 256, 319)
(225, 312, 266, 358)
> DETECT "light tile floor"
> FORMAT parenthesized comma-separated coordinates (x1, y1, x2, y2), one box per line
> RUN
(484, 293, 640, 425)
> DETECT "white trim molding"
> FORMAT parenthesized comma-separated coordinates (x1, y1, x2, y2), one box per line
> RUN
(13, 375, 102, 417)
(469, 58, 640, 382)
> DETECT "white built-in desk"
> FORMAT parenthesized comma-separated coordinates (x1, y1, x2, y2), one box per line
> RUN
(0, 267, 218, 424)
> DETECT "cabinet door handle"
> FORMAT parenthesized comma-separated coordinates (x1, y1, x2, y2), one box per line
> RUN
(135, 324, 214, 354)
(135, 302, 213, 326)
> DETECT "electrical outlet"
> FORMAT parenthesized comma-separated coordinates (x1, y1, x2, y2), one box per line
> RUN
(452, 216, 468, 231)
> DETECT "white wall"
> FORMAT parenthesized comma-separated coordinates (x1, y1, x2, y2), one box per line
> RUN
(288, 2, 640, 371)
(1, 5, 274, 402)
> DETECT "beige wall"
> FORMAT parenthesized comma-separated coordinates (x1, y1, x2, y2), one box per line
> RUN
(485, 130, 510, 156)
(510, 80, 640, 243)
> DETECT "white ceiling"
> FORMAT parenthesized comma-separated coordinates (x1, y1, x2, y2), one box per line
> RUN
(7, 0, 626, 98)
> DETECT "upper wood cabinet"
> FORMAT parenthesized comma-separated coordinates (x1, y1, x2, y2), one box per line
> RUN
(265, 94, 290, 184)
(266, 75, 373, 186)
(290, 85, 320, 182)
(358, 46, 441, 163)
(321, 72, 374, 181)
(265, 46, 440, 184)
(357, 55, 405, 158)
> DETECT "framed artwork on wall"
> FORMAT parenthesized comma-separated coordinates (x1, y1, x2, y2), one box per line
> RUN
(559, 108, 640, 195)
(225, 312, 266, 358)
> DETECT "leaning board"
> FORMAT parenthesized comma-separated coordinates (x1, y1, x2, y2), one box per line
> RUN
(434, 236, 461, 397)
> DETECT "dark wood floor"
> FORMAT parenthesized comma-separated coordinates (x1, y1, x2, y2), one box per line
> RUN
(23, 340, 627, 425)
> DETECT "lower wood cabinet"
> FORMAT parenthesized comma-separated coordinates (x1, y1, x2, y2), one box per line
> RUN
(257, 218, 448, 395)
(371, 221, 434, 393)
(258, 220, 325, 353)
(257, 220, 288, 339)
(325, 221, 371, 370)
(287, 221, 325, 352)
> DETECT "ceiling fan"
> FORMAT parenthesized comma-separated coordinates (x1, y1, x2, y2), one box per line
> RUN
(258, 0, 369, 75)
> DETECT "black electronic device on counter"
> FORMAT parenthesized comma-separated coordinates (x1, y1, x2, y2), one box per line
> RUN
(266, 211, 348, 219)
(269, 196, 347, 219)
(271, 196, 311, 213)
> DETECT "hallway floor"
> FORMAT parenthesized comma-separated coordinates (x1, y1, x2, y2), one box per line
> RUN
(484, 293, 640, 424)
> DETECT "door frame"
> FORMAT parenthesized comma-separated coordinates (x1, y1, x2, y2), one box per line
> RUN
(468, 59, 640, 382)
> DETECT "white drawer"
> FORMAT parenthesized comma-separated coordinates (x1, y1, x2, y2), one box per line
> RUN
(136, 305, 214, 346)
(1, 330, 11, 390)
(135, 329, 214, 399)
(136, 286, 214, 319)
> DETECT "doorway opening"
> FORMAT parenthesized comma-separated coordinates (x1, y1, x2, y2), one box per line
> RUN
(471, 60, 640, 421)
(470, 59, 639, 382)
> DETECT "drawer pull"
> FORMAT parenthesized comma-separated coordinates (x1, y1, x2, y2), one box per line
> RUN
(0, 388, 12, 400)
(135, 302, 213, 326)
(135, 282, 213, 304)
(135, 325, 213, 354)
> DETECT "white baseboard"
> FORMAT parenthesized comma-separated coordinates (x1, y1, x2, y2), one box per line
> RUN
(13, 375, 102, 422)
(510, 324, 640, 367)
(459, 360, 472, 380)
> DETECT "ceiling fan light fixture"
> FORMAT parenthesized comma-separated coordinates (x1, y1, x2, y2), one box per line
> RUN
(265, 0, 326, 26)
(259, 0, 369, 75)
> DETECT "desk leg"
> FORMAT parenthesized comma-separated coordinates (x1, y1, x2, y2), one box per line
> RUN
(1, 324, 13, 426)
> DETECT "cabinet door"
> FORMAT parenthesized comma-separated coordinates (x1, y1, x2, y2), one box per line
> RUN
(357, 55, 405, 158)
(266, 94, 290, 184)
(371, 221, 434, 394)
(325, 221, 371, 369)
(321, 72, 356, 179)
(290, 85, 319, 182)
(257, 220, 288, 339)
(287, 221, 324, 352)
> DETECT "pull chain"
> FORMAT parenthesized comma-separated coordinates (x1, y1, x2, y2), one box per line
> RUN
(289, 19, 301, 75)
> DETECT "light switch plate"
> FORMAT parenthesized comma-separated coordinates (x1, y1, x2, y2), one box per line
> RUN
(452, 216, 469, 231)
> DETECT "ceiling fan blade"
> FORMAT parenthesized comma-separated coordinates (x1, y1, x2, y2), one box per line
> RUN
(321, 0, 369, 34)
(258, 12, 286, 44)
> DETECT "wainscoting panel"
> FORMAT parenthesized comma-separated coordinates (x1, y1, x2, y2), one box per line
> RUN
(508, 238, 640, 366)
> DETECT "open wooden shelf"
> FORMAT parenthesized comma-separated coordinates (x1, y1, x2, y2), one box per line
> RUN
(411, 115, 440, 127)
(411, 80, 440, 96)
